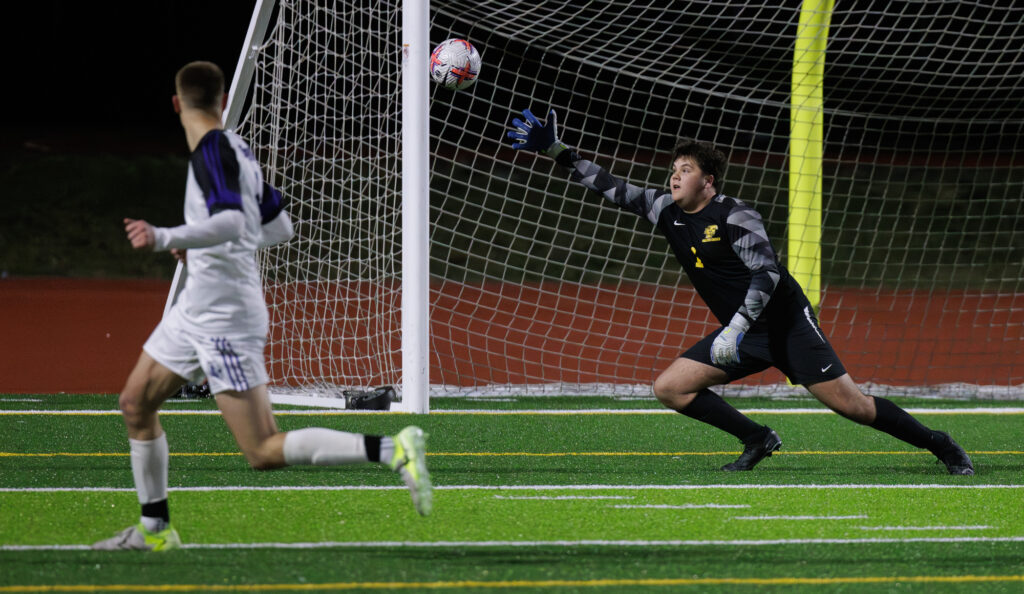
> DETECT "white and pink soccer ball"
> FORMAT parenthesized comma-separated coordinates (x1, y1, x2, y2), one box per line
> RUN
(430, 38, 481, 91)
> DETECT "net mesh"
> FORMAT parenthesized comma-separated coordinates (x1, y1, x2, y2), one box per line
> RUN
(242, 1, 403, 394)
(241, 0, 1024, 400)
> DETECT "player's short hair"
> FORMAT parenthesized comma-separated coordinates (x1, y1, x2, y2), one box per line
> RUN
(175, 61, 225, 113)
(672, 139, 727, 192)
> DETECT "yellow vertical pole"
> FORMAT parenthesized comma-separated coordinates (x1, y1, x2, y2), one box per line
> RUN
(790, 0, 833, 310)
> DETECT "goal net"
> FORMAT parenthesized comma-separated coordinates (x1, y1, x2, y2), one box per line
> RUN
(240, 0, 1024, 404)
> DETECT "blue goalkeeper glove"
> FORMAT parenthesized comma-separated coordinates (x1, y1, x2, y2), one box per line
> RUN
(710, 314, 751, 366)
(507, 108, 568, 157)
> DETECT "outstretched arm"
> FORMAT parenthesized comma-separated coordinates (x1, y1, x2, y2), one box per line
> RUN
(505, 108, 671, 223)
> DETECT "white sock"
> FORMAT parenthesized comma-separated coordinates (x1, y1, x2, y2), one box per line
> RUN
(130, 434, 169, 506)
(283, 428, 368, 466)
(380, 437, 395, 466)
(139, 516, 167, 533)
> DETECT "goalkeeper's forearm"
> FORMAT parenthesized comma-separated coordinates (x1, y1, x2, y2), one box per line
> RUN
(152, 209, 244, 251)
(561, 150, 656, 217)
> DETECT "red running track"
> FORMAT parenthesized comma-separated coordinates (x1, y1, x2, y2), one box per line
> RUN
(1, 278, 1020, 393)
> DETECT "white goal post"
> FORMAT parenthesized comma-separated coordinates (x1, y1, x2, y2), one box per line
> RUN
(184, 0, 1022, 410)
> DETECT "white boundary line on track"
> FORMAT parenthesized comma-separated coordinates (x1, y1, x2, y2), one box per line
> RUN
(3, 483, 1023, 493)
(5, 536, 1024, 552)
(3, 407, 1024, 415)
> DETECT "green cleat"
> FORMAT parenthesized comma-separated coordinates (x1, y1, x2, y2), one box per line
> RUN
(92, 523, 181, 551)
(389, 425, 433, 516)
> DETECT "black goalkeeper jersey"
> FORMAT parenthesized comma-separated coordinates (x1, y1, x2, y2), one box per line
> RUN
(560, 150, 805, 329)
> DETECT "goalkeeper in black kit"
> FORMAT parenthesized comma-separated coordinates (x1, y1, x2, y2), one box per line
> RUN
(506, 108, 974, 475)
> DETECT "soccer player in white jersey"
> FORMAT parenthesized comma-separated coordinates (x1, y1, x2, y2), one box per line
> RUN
(93, 62, 432, 552)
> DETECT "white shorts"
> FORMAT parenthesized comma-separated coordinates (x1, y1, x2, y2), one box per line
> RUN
(143, 306, 270, 394)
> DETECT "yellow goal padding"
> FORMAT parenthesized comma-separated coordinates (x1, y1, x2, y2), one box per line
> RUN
(789, 0, 833, 310)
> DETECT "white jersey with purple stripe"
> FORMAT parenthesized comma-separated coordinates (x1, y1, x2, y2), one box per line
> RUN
(174, 129, 283, 337)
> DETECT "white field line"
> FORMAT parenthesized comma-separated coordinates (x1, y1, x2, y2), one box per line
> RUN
(2, 483, 1024, 493)
(614, 504, 751, 509)
(6, 536, 1024, 552)
(493, 495, 634, 500)
(733, 515, 869, 520)
(858, 525, 992, 531)
(3, 407, 1024, 415)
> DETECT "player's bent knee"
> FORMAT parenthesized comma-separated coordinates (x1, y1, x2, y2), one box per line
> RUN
(652, 380, 695, 410)
(118, 390, 151, 422)
(651, 379, 673, 403)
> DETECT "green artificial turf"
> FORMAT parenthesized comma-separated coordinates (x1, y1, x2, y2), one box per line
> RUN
(1, 395, 1022, 593)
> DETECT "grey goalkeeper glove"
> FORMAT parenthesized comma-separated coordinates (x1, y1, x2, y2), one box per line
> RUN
(710, 313, 751, 366)
(507, 108, 568, 158)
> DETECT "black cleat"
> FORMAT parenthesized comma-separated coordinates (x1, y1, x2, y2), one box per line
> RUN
(931, 431, 974, 475)
(721, 427, 782, 471)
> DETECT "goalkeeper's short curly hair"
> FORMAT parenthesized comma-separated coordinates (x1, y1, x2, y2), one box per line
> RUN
(672, 139, 727, 193)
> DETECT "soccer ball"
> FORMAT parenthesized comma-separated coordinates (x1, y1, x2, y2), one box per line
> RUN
(429, 38, 481, 91)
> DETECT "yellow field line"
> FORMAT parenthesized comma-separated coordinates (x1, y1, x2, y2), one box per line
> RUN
(1, 450, 1020, 458)
(2, 574, 1023, 592)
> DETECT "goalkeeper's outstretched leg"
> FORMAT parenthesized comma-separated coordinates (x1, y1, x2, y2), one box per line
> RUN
(808, 374, 974, 475)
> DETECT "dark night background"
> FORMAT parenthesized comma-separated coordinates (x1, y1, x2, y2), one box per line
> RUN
(0, 2, 259, 277)
(2, 1, 1020, 283)
(3, 1, 258, 155)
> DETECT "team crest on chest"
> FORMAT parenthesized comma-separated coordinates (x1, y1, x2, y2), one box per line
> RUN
(702, 225, 721, 242)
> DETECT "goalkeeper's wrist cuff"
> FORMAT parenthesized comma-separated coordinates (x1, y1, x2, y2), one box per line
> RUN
(543, 142, 568, 159)
(727, 312, 752, 333)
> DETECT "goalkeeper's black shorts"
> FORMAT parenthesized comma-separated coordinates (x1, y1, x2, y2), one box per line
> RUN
(681, 303, 847, 387)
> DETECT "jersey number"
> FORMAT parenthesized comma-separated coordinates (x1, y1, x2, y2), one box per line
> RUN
(691, 247, 704, 268)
